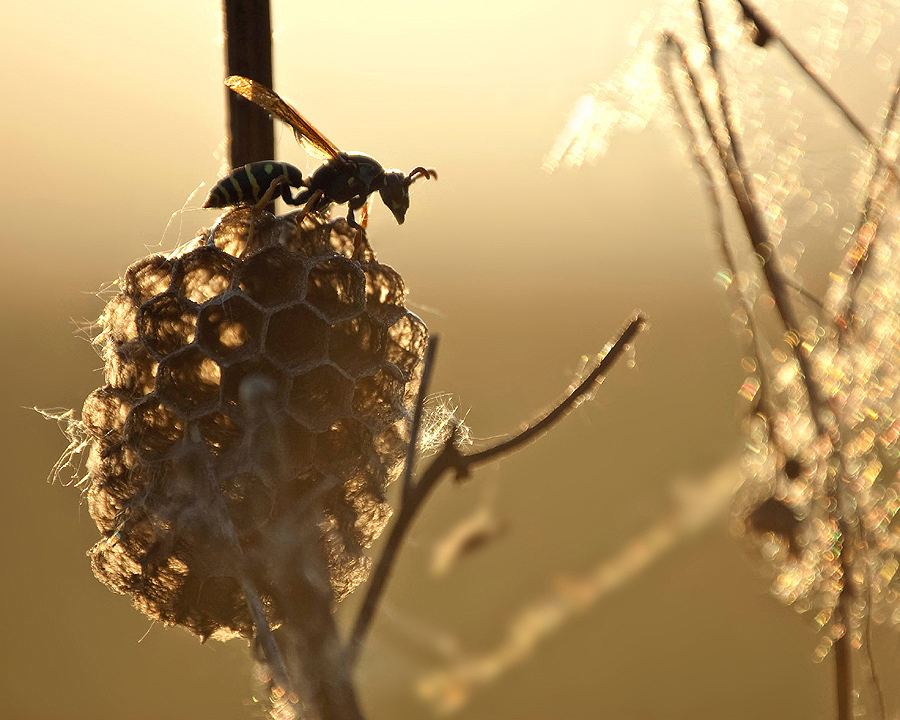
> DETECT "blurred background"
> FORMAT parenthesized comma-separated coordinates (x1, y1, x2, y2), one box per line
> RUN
(5, 0, 899, 717)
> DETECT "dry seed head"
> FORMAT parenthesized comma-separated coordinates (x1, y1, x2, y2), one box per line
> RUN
(80, 208, 427, 640)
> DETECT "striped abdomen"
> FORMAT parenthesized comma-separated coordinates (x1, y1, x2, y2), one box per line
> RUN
(204, 161, 305, 208)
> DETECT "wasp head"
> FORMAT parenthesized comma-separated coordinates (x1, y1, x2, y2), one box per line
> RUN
(379, 167, 437, 224)
(379, 172, 411, 224)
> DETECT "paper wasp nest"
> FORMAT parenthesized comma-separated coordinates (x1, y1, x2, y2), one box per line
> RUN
(81, 208, 426, 640)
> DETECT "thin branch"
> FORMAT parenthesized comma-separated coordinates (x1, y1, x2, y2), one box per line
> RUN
(696, 3, 856, 717)
(864, 578, 888, 720)
(467, 315, 646, 466)
(659, 32, 811, 474)
(736, 0, 900, 186)
(691, 0, 849, 473)
(347, 313, 647, 668)
(418, 461, 742, 714)
(836, 66, 900, 720)
(786, 277, 827, 316)
(841, 64, 900, 329)
(402, 336, 440, 503)
(658, 35, 774, 416)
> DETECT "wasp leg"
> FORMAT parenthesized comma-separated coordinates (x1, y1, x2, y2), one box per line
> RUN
(284, 187, 308, 205)
(345, 207, 372, 260)
(244, 177, 286, 251)
(345, 208, 365, 236)
(282, 178, 311, 206)
(290, 189, 325, 226)
(346, 199, 371, 232)
(353, 228, 372, 260)
(251, 176, 287, 215)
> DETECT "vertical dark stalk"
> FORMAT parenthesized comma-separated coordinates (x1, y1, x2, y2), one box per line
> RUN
(222, 0, 275, 169)
(695, 2, 856, 717)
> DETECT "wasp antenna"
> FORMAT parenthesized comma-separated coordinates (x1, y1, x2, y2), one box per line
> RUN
(406, 167, 437, 184)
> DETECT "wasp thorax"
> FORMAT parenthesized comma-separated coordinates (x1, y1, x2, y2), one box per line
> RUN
(80, 208, 427, 640)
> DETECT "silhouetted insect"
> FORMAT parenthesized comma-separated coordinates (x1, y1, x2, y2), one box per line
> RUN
(204, 161, 305, 209)
(204, 76, 436, 227)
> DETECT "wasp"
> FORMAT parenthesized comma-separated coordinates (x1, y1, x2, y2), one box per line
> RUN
(204, 76, 436, 227)
(204, 160, 305, 209)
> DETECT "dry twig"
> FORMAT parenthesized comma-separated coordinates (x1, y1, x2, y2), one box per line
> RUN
(661, 2, 900, 716)
(347, 313, 647, 668)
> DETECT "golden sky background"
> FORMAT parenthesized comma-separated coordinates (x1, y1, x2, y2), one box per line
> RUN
(4, 0, 898, 718)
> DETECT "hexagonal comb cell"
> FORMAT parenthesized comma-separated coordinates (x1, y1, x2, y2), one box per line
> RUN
(387, 314, 428, 378)
(82, 386, 132, 441)
(209, 207, 282, 257)
(176, 246, 236, 304)
(265, 304, 328, 370)
(333, 472, 391, 548)
(123, 255, 173, 304)
(196, 295, 264, 363)
(137, 294, 198, 356)
(196, 410, 242, 455)
(352, 367, 407, 430)
(88, 449, 144, 506)
(365, 263, 408, 324)
(315, 418, 376, 478)
(124, 397, 184, 461)
(281, 418, 317, 472)
(220, 472, 275, 529)
(305, 257, 366, 321)
(104, 341, 158, 398)
(86, 481, 126, 534)
(373, 422, 411, 470)
(220, 358, 288, 410)
(156, 347, 221, 417)
(286, 219, 335, 256)
(289, 364, 354, 430)
(100, 294, 140, 346)
(282, 215, 357, 259)
(78, 209, 427, 641)
(237, 246, 305, 306)
(330, 314, 386, 377)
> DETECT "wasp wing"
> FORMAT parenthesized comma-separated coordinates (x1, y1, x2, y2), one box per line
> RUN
(225, 76, 342, 161)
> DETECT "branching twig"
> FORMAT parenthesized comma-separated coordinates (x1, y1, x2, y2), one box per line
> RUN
(418, 461, 742, 714)
(835, 64, 900, 720)
(736, 0, 900, 187)
(693, 2, 858, 717)
(840, 64, 900, 331)
(402, 336, 440, 503)
(347, 313, 647, 668)
(658, 33, 776, 425)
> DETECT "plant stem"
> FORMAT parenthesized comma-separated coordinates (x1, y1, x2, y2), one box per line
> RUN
(696, 3, 856, 717)
(222, 0, 275, 169)
(402, 336, 440, 503)
(736, 0, 900, 186)
(347, 313, 646, 668)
